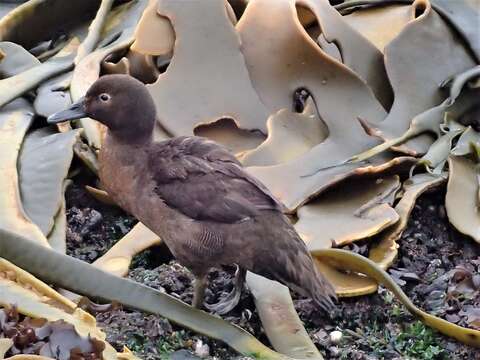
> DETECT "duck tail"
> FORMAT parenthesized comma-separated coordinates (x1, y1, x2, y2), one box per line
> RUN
(279, 248, 337, 312)
(305, 261, 337, 312)
(254, 215, 337, 312)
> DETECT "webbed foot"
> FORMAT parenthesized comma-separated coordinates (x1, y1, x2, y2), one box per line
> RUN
(205, 266, 246, 315)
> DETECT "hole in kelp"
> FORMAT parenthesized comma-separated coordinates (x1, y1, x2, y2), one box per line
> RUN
(414, 2, 427, 18)
(293, 87, 311, 113)
(194, 118, 266, 155)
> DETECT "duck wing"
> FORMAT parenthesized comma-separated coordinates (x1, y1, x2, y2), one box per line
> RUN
(147, 136, 284, 223)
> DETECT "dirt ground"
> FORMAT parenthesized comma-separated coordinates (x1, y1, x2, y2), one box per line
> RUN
(65, 172, 480, 360)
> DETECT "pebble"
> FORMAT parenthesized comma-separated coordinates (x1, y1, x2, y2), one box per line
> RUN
(329, 330, 343, 344)
(328, 345, 341, 357)
(472, 274, 480, 289)
(431, 258, 442, 267)
(194, 339, 210, 358)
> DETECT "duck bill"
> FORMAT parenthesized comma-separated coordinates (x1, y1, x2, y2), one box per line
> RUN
(47, 97, 87, 124)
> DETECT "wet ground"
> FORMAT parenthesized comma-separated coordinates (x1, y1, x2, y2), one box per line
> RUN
(66, 176, 480, 360)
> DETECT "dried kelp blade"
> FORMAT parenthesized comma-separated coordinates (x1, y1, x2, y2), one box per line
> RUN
(0, 338, 13, 358)
(416, 124, 464, 172)
(47, 180, 70, 253)
(320, 65, 480, 171)
(335, 0, 414, 13)
(85, 185, 117, 206)
(429, 0, 480, 63)
(249, 151, 413, 213)
(0, 52, 74, 109)
(237, 0, 386, 119)
(365, 0, 475, 155)
(313, 258, 378, 297)
(342, 2, 415, 52)
(75, 0, 115, 64)
(451, 127, 480, 157)
(122, 49, 160, 83)
(0, 0, 103, 49)
(131, 0, 174, 56)
(295, 176, 400, 249)
(247, 272, 323, 359)
(73, 138, 99, 175)
(445, 156, 480, 242)
(336, 0, 480, 62)
(238, 0, 402, 210)
(0, 259, 103, 339)
(446, 65, 480, 101)
(102, 0, 151, 40)
(0, 100, 48, 246)
(144, 0, 270, 136)
(33, 72, 73, 118)
(195, 119, 266, 158)
(241, 98, 328, 167)
(18, 129, 80, 237)
(296, 0, 392, 108)
(0, 41, 39, 78)
(93, 222, 160, 277)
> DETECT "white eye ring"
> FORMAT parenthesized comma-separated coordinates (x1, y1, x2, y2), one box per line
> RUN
(99, 93, 110, 102)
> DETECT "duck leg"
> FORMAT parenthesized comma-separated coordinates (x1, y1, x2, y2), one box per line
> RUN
(192, 273, 208, 309)
(205, 266, 246, 315)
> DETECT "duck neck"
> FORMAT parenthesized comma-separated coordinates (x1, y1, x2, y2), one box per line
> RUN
(110, 127, 153, 146)
(105, 106, 156, 145)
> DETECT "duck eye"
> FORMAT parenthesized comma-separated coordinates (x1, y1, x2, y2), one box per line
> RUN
(99, 93, 110, 102)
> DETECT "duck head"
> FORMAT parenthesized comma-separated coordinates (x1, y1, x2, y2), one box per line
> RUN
(48, 74, 156, 143)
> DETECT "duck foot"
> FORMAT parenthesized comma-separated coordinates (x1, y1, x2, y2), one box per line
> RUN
(205, 266, 246, 315)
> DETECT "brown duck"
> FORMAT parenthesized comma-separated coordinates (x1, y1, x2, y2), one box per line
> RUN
(48, 74, 336, 314)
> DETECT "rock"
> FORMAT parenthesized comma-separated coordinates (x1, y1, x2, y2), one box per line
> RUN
(194, 339, 210, 358)
(329, 330, 343, 344)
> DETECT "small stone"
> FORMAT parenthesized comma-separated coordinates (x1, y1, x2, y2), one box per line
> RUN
(194, 339, 210, 358)
(472, 274, 480, 289)
(446, 313, 461, 323)
(431, 258, 442, 267)
(328, 346, 341, 357)
(313, 329, 329, 344)
(329, 330, 343, 344)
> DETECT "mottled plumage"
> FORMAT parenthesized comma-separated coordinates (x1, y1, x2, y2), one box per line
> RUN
(48, 74, 336, 313)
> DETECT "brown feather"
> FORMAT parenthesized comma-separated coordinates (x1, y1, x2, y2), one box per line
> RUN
(147, 136, 282, 223)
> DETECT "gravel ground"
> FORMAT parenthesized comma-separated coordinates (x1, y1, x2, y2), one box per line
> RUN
(65, 175, 480, 360)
